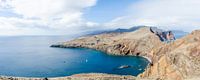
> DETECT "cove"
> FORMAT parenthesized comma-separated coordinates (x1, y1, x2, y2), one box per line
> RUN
(0, 36, 149, 77)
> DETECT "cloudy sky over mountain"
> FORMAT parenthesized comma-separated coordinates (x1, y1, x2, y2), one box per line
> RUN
(0, 0, 199, 35)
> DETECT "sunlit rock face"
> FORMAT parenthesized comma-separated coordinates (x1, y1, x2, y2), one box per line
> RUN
(139, 30, 200, 80)
(51, 27, 163, 57)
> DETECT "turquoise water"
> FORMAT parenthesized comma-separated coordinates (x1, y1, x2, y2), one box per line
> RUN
(0, 36, 149, 77)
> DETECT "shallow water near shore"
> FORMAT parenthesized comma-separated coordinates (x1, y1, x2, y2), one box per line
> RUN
(0, 36, 149, 77)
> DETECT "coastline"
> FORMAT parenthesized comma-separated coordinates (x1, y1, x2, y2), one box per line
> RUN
(142, 56, 152, 64)
(0, 49, 151, 80)
(48, 27, 161, 79)
(1, 27, 200, 80)
(0, 27, 156, 80)
(50, 27, 200, 80)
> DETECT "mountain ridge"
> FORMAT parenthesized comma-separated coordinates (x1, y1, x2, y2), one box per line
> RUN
(86, 26, 188, 39)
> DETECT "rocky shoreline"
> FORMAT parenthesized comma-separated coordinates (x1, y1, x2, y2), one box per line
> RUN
(51, 27, 163, 59)
(50, 27, 163, 79)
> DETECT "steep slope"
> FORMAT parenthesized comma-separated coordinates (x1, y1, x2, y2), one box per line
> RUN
(51, 27, 163, 58)
(139, 30, 200, 80)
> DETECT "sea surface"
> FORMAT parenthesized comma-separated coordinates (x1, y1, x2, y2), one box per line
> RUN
(0, 36, 149, 77)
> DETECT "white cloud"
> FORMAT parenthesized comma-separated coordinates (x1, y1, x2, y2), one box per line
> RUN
(0, 0, 98, 35)
(1, 0, 200, 35)
(0, 0, 12, 10)
(105, 0, 200, 32)
(10, 0, 96, 19)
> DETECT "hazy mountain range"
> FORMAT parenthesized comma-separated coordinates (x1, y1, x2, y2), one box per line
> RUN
(86, 26, 188, 39)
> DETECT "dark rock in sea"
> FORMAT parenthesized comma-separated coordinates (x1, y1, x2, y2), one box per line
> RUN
(43, 77, 48, 80)
(117, 65, 131, 69)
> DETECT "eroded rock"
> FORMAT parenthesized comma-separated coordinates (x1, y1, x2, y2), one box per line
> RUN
(139, 30, 200, 80)
(51, 27, 163, 58)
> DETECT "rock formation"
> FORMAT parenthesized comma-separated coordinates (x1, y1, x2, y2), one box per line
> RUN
(139, 30, 200, 80)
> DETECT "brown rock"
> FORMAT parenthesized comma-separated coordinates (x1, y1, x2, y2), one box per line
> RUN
(139, 30, 200, 80)
(51, 27, 163, 58)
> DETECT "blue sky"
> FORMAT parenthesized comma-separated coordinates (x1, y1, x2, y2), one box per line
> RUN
(84, 0, 139, 23)
(0, 0, 199, 35)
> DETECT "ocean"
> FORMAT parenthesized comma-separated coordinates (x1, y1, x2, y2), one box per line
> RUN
(0, 36, 149, 77)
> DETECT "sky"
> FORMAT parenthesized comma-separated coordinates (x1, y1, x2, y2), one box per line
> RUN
(0, 0, 200, 36)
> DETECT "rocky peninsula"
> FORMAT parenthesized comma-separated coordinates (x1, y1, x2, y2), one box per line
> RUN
(51, 27, 163, 58)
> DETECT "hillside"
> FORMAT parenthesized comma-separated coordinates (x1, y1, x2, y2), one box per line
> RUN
(51, 27, 163, 57)
(139, 30, 200, 80)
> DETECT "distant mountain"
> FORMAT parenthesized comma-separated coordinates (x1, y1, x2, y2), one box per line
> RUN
(85, 26, 189, 39)
(171, 30, 189, 39)
(86, 26, 146, 36)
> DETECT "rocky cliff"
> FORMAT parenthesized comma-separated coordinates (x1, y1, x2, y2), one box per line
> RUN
(139, 30, 200, 80)
(51, 27, 163, 58)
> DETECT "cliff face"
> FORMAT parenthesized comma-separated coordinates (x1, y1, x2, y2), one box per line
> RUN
(51, 27, 163, 57)
(139, 30, 200, 80)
